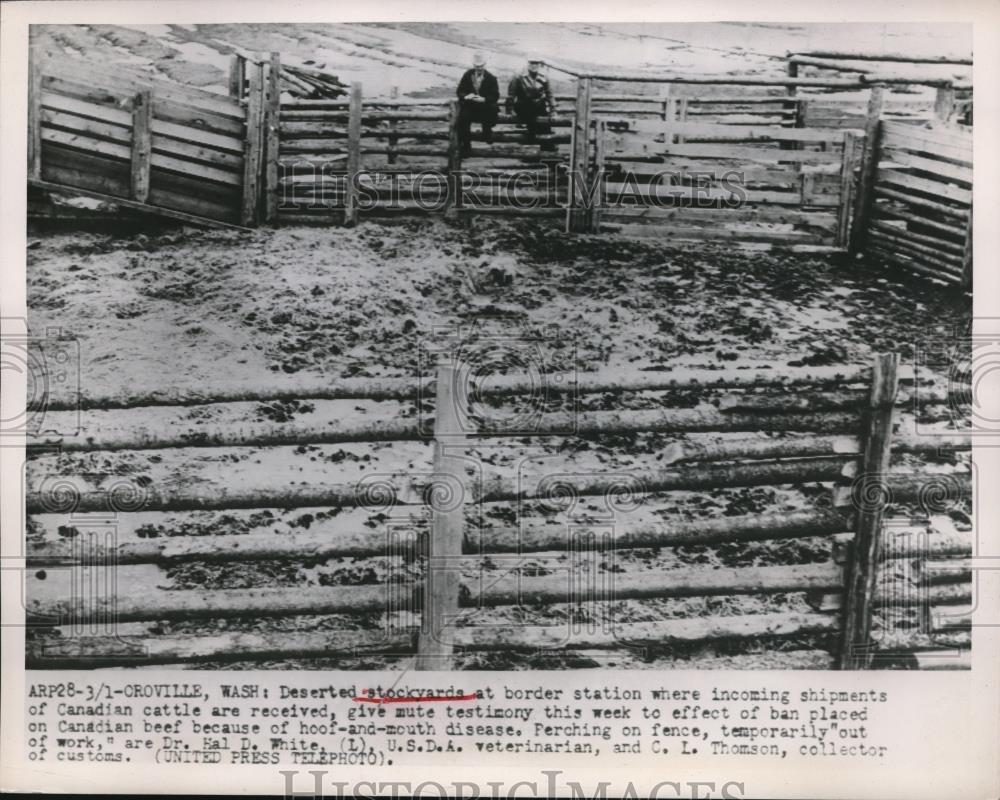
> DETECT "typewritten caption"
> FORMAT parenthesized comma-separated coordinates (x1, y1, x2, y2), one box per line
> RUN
(25, 676, 891, 766)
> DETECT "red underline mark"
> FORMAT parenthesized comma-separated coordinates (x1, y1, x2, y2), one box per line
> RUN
(354, 689, 477, 705)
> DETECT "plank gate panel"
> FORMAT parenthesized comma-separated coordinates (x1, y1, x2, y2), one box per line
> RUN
(867, 120, 972, 287)
(598, 93, 861, 247)
(31, 55, 251, 228)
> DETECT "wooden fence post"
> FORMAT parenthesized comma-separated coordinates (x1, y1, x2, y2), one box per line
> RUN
(445, 100, 462, 216)
(835, 131, 858, 249)
(130, 89, 152, 204)
(264, 51, 281, 224)
(961, 202, 972, 290)
(567, 76, 592, 233)
(838, 352, 900, 669)
(415, 355, 468, 670)
(343, 82, 362, 227)
(848, 85, 885, 255)
(28, 49, 42, 181)
(591, 119, 606, 233)
(387, 85, 399, 166)
(240, 60, 265, 227)
(934, 85, 956, 123)
(228, 54, 246, 100)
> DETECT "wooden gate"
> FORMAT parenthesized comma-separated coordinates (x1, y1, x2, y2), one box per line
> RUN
(27, 52, 273, 228)
(591, 103, 861, 248)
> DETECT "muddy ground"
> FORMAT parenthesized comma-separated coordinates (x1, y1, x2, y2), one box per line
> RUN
(25, 218, 972, 669)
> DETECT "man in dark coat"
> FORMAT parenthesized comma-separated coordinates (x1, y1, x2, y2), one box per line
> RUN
(506, 59, 556, 149)
(456, 53, 499, 156)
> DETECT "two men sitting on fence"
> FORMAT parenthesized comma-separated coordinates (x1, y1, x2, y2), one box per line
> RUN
(456, 53, 500, 157)
(456, 54, 556, 155)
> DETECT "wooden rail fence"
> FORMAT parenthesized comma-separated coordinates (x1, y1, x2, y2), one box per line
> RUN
(25, 356, 972, 669)
(28, 51, 973, 284)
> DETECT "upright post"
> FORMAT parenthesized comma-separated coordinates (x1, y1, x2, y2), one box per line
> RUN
(445, 100, 462, 216)
(240, 61, 265, 227)
(28, 49, 43, 181)
(387, 86, 399, 166)
(934, 85, 956, 123)
(782, 59, 799, 149)
(848, 85, 885, 256)
(835, 131, 858, 249)
(838, 352, 900, 669)
(567, 76, 592, 233)
(590, 119, 606, 234)
(961, 202, 973, 291)
(228, 54, 246, 100)
(343, 82, 363, 226)
(414, 355, 468, 670)
(130, 89, 152, 204)
(264, 51, 281, 224)
(675, 96, 688, 144)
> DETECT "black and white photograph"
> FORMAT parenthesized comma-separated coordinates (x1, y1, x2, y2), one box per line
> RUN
(16, 20, 979, 671)
(2, 5, 998, 798)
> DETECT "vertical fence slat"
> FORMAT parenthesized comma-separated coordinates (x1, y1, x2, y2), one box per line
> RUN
(591, 119, 606, 233)
(264, 52, 281, 224)
(241, 61, 265, 227)
(848, 85, 885, 255)
(28, 50, 43, 181)
(962, 202, 973, 290)
(387, 85, 399, 166)
(130, 89, 152, 204)
(839, 352, 900, 669)
(415, 356, 468, 670)
(934, 86, 956, 122)
(567, 76, 592, 233)
(836, 131, 858, 249)
(228, 54, 246, 100)
(343, 82, 362, 227)
(445, 100, 461, 215)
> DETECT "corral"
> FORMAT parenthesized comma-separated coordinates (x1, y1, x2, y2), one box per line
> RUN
(23, 28, 975, 671)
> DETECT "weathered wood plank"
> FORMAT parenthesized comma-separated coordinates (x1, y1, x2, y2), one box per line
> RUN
(28, 51, 43, 180)
(873, 186, 969, 220)
(654, 144, 841, 163)
(130, 89, 152, 203)
(870, 219, 965, 254)
(343, 82, 362, 226)
(847, 86, 883, 253)
(29, 178, 246, 230)
(839, 353, 899, 669)
(264, 51, 281, 224)
(477, 563, 844, 607)
(567, 77, 593, 233)
(876, 168, 971, 205)
(240, 61, 265, 226)
(24, 455, 865, 515)
(415, 357, 468, 669)
(836, 131, 858, 249)
(880, 148, 972, 183)
(630, 120, 853, 142)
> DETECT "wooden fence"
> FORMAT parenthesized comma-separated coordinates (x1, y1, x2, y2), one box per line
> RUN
(865, 121, 973, 287)
(27, 52, 274, 228)
(25, 357, 971, 669)
(27, 52, 973, 285)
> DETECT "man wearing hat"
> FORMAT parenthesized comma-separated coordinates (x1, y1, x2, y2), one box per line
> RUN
(506, 58, 556, 149)
(456, 53, 500, 156)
